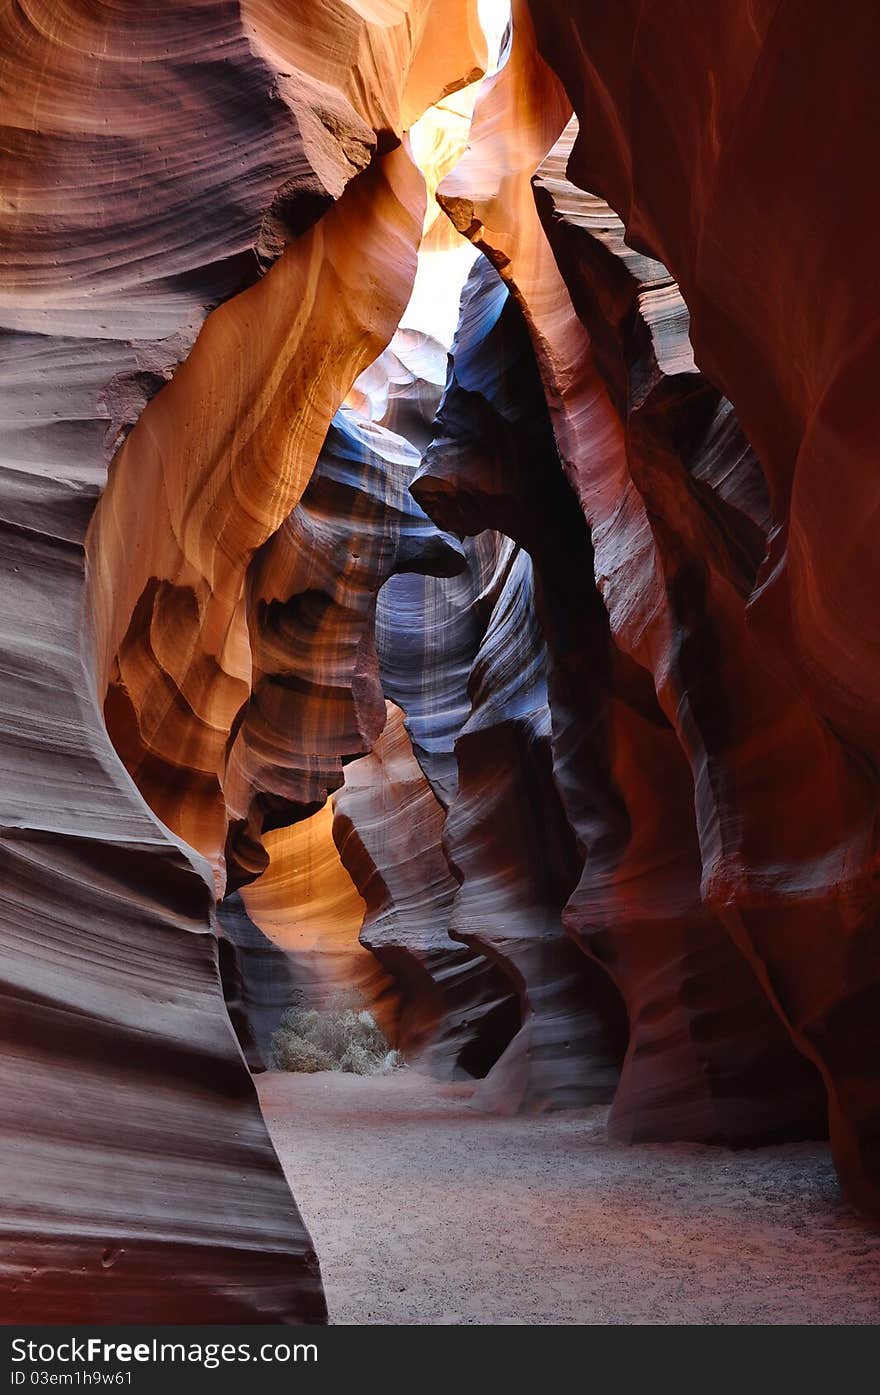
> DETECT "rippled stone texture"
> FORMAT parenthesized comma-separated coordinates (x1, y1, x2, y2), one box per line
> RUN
(0, 0, 486, 1321)
(412, 266, 625, 1110)
(217, 892, 300, 1070)
(222, 406, 464, 891)
(93, 146, 428, 883)
(531, 141, 829, 1145)
(4, 0, 878, 1329)
(445, 546, 626, 1112)
(238, 803, 400, 1038)
(432, 68, 826, 1142)
(334, 702, 520, 1077)
(521, 2, 880, 1204)
(87, 2, 486, 886)
(377, 535, 502, 810)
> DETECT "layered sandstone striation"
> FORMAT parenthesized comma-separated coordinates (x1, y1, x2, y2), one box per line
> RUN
(0, 0, 487, 1321)
(334, 701, 521, 1076)
(416, 237, 823, 1141)
(217, 892, 300, 1070)
(2, 0, 878, 1328)
(221, 405, 464, 892)
(86, 2, 486, 888)
(93, 145, 427, 883)
(521, 0, 880, 1211)
(413, 264, 627, 1110)
(237, 804, 399, 1037)
(443, 545, 626, 1113)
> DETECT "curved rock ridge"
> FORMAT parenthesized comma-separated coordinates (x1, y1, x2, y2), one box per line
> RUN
(237, 803, 400, 1040)
(413, 262, 627, 1111)
(346, 329, 449, 453)
(445, 545, 626, 1112)
(216, 892, 301, 1070)
(0, 0, 487, 1321)
(1, 0, 486, 341)
(377, 530, 508, 809)
(221, 405, 465, 891)
(360, 533, 530, 1077)
(333, 702, 521, 1076)
(92, 144, 428, 888)
(419, 236, 823, 1137)
(0, 337, 327, 1308)
(5, 0, 879, 1322)
(529, 142, 831, 1145)
(523, 0, 880, 1212)
(90, 4, 485, 886)
(0, 384, 326, 1319)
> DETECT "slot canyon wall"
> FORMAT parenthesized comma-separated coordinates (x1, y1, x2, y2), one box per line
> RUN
(1, 0, 878, 1324)
(0, 0, 486, 1322)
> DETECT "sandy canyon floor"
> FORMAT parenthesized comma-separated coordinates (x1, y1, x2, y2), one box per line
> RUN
(258, 1069, 880, 1324)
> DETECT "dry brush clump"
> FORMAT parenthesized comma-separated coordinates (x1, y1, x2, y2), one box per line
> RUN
(271, 1000, 402, 1075)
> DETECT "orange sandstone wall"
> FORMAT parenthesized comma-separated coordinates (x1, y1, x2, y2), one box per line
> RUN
(0, 0, 485, 1321)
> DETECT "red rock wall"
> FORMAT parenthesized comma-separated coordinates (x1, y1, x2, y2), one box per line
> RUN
(0, 0, 487, 1321)
(333, 701, 521, 1077)
(520, 1, 880, 1210)
(413, 254, 821, 1137)
(3, 0, 879, 1326)
(221, 406, 465, 891)
(420, 0, 879, 1201)
(413, 263, 628, 1111)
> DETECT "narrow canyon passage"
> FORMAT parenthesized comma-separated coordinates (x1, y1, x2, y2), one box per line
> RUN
(4, 0, 880, 1327)
(260, 1072, 880, 1326)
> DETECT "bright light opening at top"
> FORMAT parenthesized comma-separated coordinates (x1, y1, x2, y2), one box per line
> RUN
(347, 1, 511, 430)
(402, 0, 511, 349)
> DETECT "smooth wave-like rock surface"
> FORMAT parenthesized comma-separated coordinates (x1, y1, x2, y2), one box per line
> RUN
(432, 5, 831, 1132)
(415, 256, 822, 1136)
(93, 144, 428, 884)
(522, 0, 880, 1212)
(3, 0, 879, 1327)
(0, 0, 487, 1321)
(529, 142, 829, 1145)
(378, 530, 507, 810)
(222, 405, 464, 891)
(238, 803, 400, 1038)
(217, 892, 300, 1070)
(334, 702, 521, 1077)
(445, 545, 626, 1113)
(412, 267, 626, 1110)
